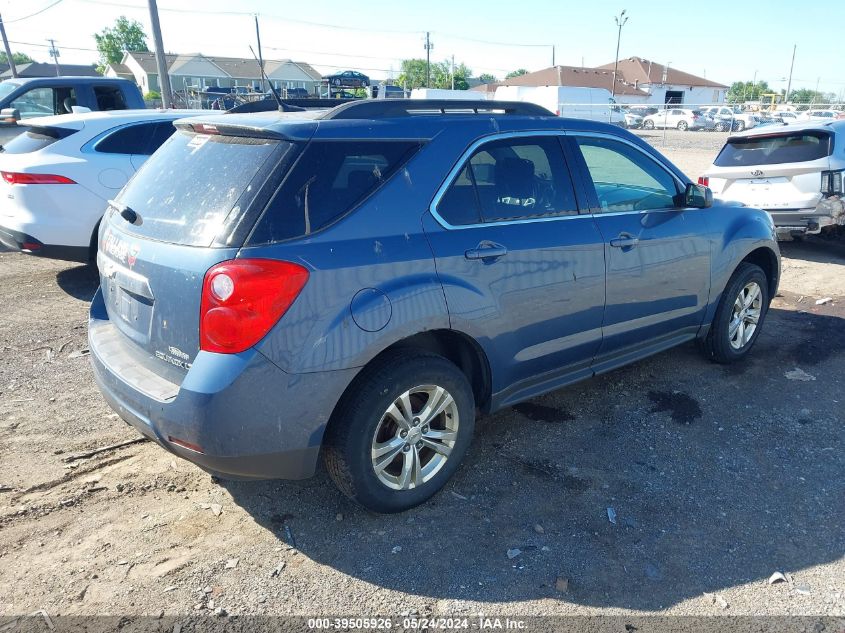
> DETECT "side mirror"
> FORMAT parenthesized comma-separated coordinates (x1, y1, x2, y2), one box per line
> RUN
(1, 108, 21, 123)
(685, 182, 713, 208)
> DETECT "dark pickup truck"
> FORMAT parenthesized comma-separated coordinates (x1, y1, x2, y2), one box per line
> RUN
(0, 76, 145, 145)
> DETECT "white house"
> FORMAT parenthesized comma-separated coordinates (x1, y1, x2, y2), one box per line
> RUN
(106, 51, 322, 95)
(596, 57, 727, 105)
(471, 57, 727, 106)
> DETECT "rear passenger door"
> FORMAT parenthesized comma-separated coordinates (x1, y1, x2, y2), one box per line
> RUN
(423, 134, 606, 403)
(93, 122, 165, 190)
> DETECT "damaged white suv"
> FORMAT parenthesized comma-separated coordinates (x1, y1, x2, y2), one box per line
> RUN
(702, 120, 845, 239)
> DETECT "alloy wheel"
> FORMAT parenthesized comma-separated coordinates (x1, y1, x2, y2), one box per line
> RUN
(370, 385, 459, 490)
(729, 281, 762, 350)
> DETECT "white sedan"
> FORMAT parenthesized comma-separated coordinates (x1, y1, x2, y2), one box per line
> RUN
(641, 108, 712, 131)
(0, 109, 203, 262)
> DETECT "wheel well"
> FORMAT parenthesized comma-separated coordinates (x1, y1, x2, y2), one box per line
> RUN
(88, 219, 101, 263)
(741, 247, 778, 297)
(374, 330, 492, 412)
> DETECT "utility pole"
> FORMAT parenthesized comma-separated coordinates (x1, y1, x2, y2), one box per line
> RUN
(785, 44, 796, 104)
(254, 15, 266, 94)
(611, 9, 628, 99)
(424, 32, 433, 88)
(147, 0, 173, 108)
(47, 39, 60, 76)
(551, 45, 555, 67)
(0, 15, 17, 78)
(451, 54, 455, 90)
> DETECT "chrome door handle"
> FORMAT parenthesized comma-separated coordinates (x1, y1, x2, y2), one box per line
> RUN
(465, 242, 508, 260)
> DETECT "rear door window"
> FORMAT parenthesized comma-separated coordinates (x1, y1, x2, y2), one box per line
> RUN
(95, 122, 158, 155)
(714, 131, 833, 166)
(115, 130, 288, 246)
(247, 140, 421, 244)
(94, 86, 128, 111)
(437, 136, 578, 225)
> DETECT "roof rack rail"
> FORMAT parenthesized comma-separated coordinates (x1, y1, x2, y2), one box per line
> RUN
(319, 99, 554, 120)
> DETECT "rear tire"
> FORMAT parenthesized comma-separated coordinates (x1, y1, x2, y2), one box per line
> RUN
(701, 263, 769, 363)
(323, 351, 475, 513)
(733, 120, 746, 132)
(677, 121, 688, 131)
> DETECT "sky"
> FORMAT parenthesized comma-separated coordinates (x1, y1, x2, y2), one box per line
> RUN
(1, 0, 843, 97)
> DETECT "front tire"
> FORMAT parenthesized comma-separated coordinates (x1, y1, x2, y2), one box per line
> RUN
(677, 120, 688, 131)
(701, 263, 769, 363)
(323, 352, 475, 513)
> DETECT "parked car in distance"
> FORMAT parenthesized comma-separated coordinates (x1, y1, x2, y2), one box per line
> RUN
(774, 110, 802, 125)
(642, 108, 710, 131)
(324, 70, 370, 88)
(0, 77, 145, 145)
(89, 99, 779, 513)
(283, 87, 310, 99)
(701, 106, 758, 132)
(797, 109, 843, 122)
(701, 120, 845, 238)
(0, 109, 201, 262)
(626, 106, 658, 118)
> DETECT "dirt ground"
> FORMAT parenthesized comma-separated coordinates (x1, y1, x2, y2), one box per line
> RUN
(1, 132, 844, 624)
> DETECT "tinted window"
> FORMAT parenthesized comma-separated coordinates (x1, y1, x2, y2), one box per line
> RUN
(0, 126, 77, 154)
(95, 122, 158, 155)
(147, 121, 177, 153)
(576, 137, 679, 212)
(94, 86, 128, 111)
(438, 136, 578, 225)
(248, 140, 421, 244)
(714, 131, 832, 167)
(116, 130, 287, 246)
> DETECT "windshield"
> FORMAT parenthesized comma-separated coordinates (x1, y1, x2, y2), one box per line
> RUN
(714, 131, 833, 167)
(0, 81, 21, 101)
(115, 129, 288, 246)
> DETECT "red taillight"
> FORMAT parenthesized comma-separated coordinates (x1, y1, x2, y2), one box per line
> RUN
(200, 259, 309, 354)
(1, 171, 76, 185)
(698, 176, 709, 186)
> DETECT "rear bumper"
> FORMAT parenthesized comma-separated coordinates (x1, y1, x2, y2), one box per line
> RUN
(767, 199, 845, 237)
(88, 287, 356, 480)
(0, 224, 90, 262)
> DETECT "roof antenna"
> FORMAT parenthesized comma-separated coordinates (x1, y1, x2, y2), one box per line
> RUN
(248, 45, 304, 112)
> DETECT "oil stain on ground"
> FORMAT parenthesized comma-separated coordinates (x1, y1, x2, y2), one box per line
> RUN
(648, 390, 702, 425)
(513, 402, 575, 423)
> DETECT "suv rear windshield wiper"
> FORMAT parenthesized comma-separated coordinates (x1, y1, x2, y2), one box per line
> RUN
(109, 200, 142, 226)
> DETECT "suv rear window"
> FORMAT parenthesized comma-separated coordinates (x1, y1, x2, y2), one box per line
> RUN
(247, 140, 421, 244)
(0, 126, 77, 154)
(714, 131, 833, 167)
(115, 130, 288, 246)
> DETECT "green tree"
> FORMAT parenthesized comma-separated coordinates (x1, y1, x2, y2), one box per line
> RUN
(0, 51, 35, 65)
(397, 58, 428, 89)
(505, 68, 529, 79)
(478, 73, 498, 84)
(94, 16, 149, 72)
(398, 58, 472, 90)
(788, 88, 832, 104)
(726, 80, 770, 103)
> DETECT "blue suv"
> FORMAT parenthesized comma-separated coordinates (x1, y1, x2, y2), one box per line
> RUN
(89, 100, 780, 512)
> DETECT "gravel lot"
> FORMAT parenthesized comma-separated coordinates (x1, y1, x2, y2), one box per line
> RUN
(1, 130, 843, 625)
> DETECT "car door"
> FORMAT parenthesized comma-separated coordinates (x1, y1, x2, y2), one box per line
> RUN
(567, 134, 711, 374)
(423, 133, 606, 403)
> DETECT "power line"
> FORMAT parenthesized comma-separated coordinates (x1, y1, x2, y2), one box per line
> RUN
(73, 0, 421, 34)
(5, 0, 65, 23)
